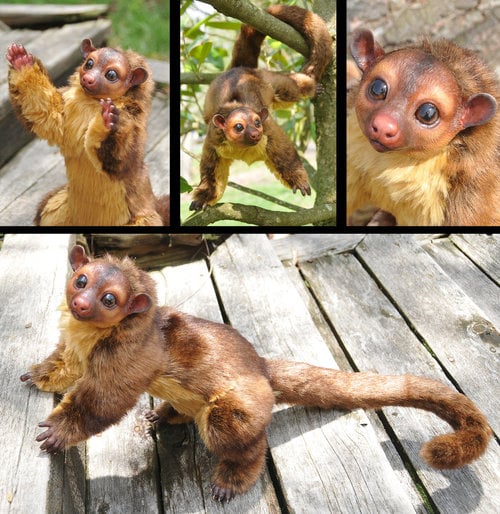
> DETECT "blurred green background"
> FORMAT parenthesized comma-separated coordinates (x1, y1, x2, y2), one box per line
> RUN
(5, 0, 169, 57)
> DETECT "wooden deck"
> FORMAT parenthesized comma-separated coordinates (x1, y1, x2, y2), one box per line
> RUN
(0, 233, 498, 513)
(0, 15, 169, 226)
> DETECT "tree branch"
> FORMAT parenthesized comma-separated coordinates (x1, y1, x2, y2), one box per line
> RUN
(182, 72, 219, 85)
(312, 0, 336, 211)
(197, 0, 309, 56)
(227, 181, 305, 211)
(184, 0, 337, 227)
(183, 202, 336, 227)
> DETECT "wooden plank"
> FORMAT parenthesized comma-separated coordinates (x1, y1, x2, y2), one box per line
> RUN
(271, 233, 365, 262)
(298, 246, 500, 514)
(209, 234, 416, 513)
(0, 138, 65, 226)
(422, 237, 500, 327)
(0, 112, 33, 173)
(282, 260, 427, 513)
(450, 234, 500, 284)
(85, 395, 160, 513)
(146, 94, 170, 197)
(150, 258, 281, 513)
(60, 445, 86, 514)
(355, 234, 499, 432)
(0, 234, 75, 513)
(0, 4, 109, 28)
(147, 59, 170, 85)
(150, 127, 169, 198)
(88, 234, 203, 269)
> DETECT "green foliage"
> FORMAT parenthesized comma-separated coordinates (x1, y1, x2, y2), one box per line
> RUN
(108, 0, 169, 57)
(9, 0, 169, 58)
(181, 0, 317, 202)
(180, 176, 193, 194)
(5, 0, 104, 3)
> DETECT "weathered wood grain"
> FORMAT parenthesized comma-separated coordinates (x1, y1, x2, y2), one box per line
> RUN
(450, 234, 500, 284)
(299, 242, 499, 514)
(356, 234, 498, 432)
(209, 234, 417, 514)
(422, 236, 500, 327)
(85, 394, 160, 514)
(0, 138, 65, 225)
(146, 94, 170, 199)
(0, 4, 109, 28)
(147, 59, 169, 85)
(271, 233, 365, 262)
(0, 234, 74, 513)
(282, 260, 428, 513)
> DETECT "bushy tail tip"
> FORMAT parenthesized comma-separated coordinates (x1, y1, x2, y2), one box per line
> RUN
(420, 426, 492, 469)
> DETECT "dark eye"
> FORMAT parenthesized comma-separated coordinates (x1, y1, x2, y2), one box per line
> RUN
(101, 293, 117, 308)
(234, 123, 244, 132)
(416, 103, 439, 125)
(368, 79, 388, 100)
(105, 70, 118, 81)
(84, 59, 94, 70)
(254, 119, 261, 128)
(75, 275, 87, 288)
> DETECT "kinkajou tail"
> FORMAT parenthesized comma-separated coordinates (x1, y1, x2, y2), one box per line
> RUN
(267, 359, 491, 469)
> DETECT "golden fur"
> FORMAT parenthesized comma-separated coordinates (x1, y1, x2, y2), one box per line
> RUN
(23, 247, 492, 502)
(8, 45, 165, 226)
(347, 30, 500, 226)
(347, 112, 450, 225)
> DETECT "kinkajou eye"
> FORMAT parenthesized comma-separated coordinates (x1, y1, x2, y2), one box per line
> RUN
(368, 79, 388, 100)
(105, 69, 118, 82)
(415, 103, 439, 125)
(75, 275, 87, 288)
(101, 293, 117, 308)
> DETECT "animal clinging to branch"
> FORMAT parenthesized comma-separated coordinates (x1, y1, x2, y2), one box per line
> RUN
(189, 5, 333, 211)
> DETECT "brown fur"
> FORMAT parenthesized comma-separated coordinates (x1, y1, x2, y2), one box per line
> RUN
(347, 29, 500, 226)
(23, 247, 491, 502)
(189, 5, 333, 211)
(7, 40, 169, 226)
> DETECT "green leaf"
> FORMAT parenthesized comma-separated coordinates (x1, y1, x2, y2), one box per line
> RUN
(190, 42, 213, 63)
(181, 176, 194, 193)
